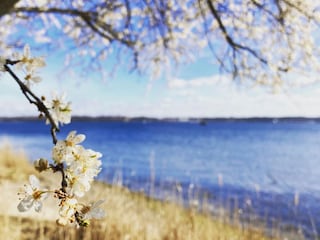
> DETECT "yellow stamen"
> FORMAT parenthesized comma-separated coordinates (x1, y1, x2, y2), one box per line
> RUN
(32, 190, 43, 200)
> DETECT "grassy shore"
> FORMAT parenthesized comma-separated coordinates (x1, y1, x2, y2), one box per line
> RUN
(0, 144, 297, 240)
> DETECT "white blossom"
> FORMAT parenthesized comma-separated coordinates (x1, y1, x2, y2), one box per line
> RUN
(69, 146, 102, 176)
(13, 44, 46, 72)
(57, 197, 78, 226)
(17, 175, 48, 212)
(65, 171, 92, 197)
(45, 93, 72, 127)
(24, 70, 42, 88)
(80, 200, 106, 220)
(65, 147, 102, 197)
(52, 130, 85, 164)
(11, 44, 45, 88)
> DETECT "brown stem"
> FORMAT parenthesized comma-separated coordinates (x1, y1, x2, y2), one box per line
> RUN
(50, 163, 68, 193)
(5, 60, 59, 144)
(5, 60, 68, 193)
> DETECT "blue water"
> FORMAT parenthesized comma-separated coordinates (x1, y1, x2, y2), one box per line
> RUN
(1, 119, 320, 238)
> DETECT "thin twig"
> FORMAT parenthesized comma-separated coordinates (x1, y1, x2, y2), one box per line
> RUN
(50, 163, 68, 192)
(206, 0, 289, 73)
(5, 60, 59, 144)
(5, 59, 69, 192)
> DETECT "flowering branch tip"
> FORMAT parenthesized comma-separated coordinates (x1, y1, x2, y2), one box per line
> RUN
(2, 45, 105, 227)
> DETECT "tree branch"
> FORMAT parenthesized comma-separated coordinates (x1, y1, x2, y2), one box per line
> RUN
(5, 60, 59, 144)
(12, 6, 135, 47)
(4, 60, 70, 193)
(206, 0, 289, 74)
(0, 0, 20, 18)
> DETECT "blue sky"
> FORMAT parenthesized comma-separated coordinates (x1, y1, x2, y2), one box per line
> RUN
(1, 50, 320, 118)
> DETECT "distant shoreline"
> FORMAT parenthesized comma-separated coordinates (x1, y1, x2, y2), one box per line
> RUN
(0, 115, 320, 123)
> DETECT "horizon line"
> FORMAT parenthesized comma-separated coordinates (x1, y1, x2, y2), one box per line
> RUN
(1, 115, 320, 122)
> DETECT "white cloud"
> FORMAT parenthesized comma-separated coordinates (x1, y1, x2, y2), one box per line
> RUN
(168, 74, 231, 89)
(2, 64, 320, 118)
(161, 73, 320, 118)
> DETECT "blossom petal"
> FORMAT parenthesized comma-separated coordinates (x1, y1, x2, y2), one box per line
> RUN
(29, 175, 40, 189)
(67, 131, 76, 140)
(87, 208, 105, 219)
(34, 201, 43, 212)
(31, 76, 42, 83)
(67, 131, 85, 144)
(23, 44, 30, 59)
(92, 199, 105, 208)
(17, 197, 34, 212)
(57, 217, 68, 226)
(74, 134, 85, 144)
(32, 57, 46, 68)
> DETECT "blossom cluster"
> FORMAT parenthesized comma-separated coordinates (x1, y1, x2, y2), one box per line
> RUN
(2, 44, 105, 227)
(12, 44, 46, 88)
(52, 131, 102, 198)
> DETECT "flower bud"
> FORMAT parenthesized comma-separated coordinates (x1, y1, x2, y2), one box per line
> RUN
(34, 158, 49, 172)
(56, 217, 68, 226)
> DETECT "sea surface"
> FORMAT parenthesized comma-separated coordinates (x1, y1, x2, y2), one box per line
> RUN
(1, 119, 320, 238)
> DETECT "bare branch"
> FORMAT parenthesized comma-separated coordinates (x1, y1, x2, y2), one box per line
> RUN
(206, 0, 289, 74)
(12, 6, 135, 47)
(0, 0, 19, 18)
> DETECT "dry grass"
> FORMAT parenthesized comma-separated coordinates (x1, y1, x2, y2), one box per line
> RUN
(0, 184, 275, 240)
(0, 142, 37, 182)
(0, 144, 287, 240)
